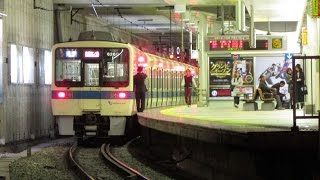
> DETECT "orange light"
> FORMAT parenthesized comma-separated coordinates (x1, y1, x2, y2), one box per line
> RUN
(169, 54, 174, 59)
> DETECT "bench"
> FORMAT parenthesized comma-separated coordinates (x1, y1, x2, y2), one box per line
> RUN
(257, 88, 275, 111)
(242, 90, 258, 111)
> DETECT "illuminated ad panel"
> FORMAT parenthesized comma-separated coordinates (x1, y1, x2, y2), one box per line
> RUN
(209, 56, 254, 98)
(209, 57, 232, 97)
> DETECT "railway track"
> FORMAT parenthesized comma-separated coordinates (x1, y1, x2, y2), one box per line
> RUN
(67, 143, 95, 180)
(100, 143, 150, 180)
(67, 141, 149, 180)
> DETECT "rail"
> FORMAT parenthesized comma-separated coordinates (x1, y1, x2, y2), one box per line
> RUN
(67, 143, 94, 180)
(100, 143, 149, 180)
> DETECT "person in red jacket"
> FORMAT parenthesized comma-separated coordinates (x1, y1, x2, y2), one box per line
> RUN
(181, 69, 197, 106)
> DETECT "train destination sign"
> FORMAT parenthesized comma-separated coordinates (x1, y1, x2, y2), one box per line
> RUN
(209, 39, 269, 51)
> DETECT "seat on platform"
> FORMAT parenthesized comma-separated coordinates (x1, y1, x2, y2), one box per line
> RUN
(242, 89, 258, 111)
(257, 88, 275, 111)
(257, 88, 274, 102)
(242, 89, 258, 103)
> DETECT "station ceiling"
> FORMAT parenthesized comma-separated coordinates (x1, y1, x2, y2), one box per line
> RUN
(53, 0, 307, 48)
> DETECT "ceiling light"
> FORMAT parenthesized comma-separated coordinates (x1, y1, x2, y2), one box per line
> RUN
(137, 19, 153, 22)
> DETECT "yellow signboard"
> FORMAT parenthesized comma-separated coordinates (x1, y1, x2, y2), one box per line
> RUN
(272, 38, 282, 49)
(302, 27, 308, 45)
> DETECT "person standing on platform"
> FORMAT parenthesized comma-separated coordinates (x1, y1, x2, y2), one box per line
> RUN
(181, 69, 197, 107)
(134, 66, 147, 112)
(231, 71, 243, 108)
(295, 64, 305, 109)
(258, 75, 285, 110)
(271, 80, 286, 108)
(284, 68, 293, 108)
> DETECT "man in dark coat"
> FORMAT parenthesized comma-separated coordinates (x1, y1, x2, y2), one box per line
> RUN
(271, 80, 286, 106)
(134, 66, 147, 112)
(258, 75, 285, 110)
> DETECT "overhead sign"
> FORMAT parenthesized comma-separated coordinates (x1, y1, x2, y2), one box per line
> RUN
(312, 0, 320, 17)
(285, 53, 293, 60)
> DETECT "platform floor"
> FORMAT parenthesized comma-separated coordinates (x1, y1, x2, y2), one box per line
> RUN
(139, 101, 319, 133)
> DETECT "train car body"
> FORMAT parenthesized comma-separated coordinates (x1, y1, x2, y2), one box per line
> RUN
(51, 40, 197, 139)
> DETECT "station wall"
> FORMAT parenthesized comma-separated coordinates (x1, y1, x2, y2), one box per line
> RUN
(0, 0, 54, 144)
(0, 0, 157, 144)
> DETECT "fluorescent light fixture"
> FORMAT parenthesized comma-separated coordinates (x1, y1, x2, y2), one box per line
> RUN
(174, 3, 186, 13)
(0, 12, 7, 16)
(137, 19, 153, 22)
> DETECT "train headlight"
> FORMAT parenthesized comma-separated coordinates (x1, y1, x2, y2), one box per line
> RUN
(52, 91, 72, 99)
(58, 92, 66, 98)
(117, 92, 127, 99)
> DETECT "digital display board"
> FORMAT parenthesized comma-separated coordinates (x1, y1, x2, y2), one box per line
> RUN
(56, 48, 80, 59)
(84, 50, 100, 58)
(209, 39, 268, 51)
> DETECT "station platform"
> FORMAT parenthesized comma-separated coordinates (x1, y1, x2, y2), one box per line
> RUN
(138, 101, 319, 148)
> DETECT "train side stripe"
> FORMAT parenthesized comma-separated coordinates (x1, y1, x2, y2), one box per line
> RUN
(52, 91, 135, 99)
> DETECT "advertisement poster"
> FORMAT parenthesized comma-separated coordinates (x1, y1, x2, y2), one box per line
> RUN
(255, 55, 301, 97)
(209, 57, 233, 97)
(231, 56, 254, 85)
(209, 56, 255, 98)
(209, 57, 233, 86)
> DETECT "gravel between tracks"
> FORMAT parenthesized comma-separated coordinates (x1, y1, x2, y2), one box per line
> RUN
(9, 146, 77, 180)
(8, 138, 176, 180)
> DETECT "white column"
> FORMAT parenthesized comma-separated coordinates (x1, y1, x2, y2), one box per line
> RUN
(197, 14, 208, 107)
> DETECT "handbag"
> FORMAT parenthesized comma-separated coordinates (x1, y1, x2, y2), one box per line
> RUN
(301, 84, 308, 95)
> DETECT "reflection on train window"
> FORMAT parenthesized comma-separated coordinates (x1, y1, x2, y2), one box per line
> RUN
(55, 59, 81, 87)
(84, 63, 99, 86)
(102, 48, 129, 87)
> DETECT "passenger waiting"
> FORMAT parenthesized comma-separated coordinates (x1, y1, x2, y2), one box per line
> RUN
(258, 75, 285, 110)
(294, 64, 305, 109)
(231, 71, 243, 108)
(271, 80, 286, 108)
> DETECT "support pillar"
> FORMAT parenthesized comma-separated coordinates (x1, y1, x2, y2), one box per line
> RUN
(197, 14, 208, 107)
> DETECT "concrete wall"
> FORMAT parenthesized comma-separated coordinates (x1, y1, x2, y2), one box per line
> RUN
(0, 0, 54, 144)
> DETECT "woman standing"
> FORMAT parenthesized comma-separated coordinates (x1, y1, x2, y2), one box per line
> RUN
(284, 68, 293, 108)
(295, 64, 305, 109)
(231, 71, 243, 108)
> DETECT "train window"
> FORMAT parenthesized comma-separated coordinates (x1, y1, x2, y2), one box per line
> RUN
(55, 59, 81, 87)
(84, 63, 99, 86)
(102, 48, 129, 87)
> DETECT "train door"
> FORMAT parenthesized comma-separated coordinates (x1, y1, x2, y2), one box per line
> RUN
(81, 62, 101, 111)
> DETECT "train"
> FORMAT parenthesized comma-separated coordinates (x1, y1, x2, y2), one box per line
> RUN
(51, 39, 198, 140)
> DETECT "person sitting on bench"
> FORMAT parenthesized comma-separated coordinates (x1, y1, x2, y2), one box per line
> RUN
(258, 75, 285, 110)
(271, 80, 286, 108)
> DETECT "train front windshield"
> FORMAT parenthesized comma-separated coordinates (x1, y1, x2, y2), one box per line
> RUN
(54, 48, 129, 87)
